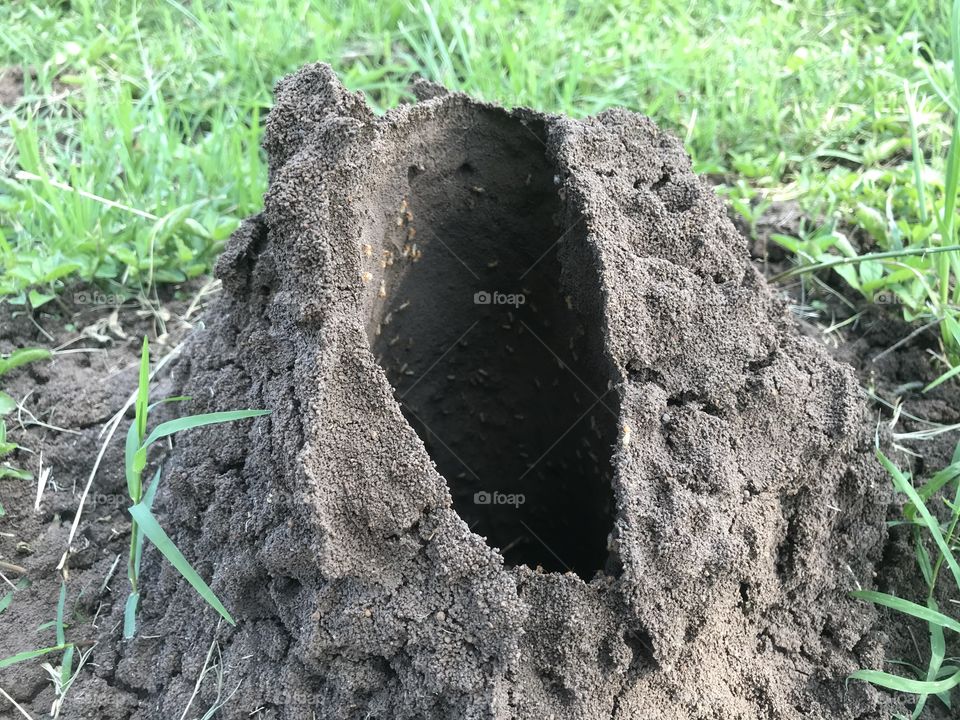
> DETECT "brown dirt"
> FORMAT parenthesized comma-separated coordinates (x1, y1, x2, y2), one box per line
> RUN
(0, 289, 207, 718)
(0, 66, 25, 107)
(0, 66, 955, 719)
(0, 65, 72, 108)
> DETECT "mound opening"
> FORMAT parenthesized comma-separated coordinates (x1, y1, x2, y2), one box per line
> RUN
(365, 109, 618, 579)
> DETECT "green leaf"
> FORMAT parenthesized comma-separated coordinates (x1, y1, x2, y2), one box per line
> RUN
(851, 591, 960, 633)
(906, 462, 960, 522)
(142, 410, 271, 448)
(128, 502, 235, 626)
(123, 592, 139, 640)
(0, 579, 25, 613)
(0, 643, 71, 669)
(148, 396, 190, 411)
(183, 218, 211, 239)
(133, 468, 161, 580)
(945, 315, 960, 349)
(878, 450, 960, 589)
(0, 392, 16, 415)
(135, 336, 150, 445)
(60, 643, 74, 687)
(917, 533, 935, 587)
(124, 421, 139, 501)
(27, 289, 54, 309)
(0, 348, 51, 377)
(0, 466, 33, 481)
(925, 363, 960, 393)
(849, 667, 960, 695)
(55, 582, 67, 646)
(914, 600, 948, 719)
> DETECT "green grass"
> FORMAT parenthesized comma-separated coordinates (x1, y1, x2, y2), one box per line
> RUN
(850, 447, 960, 718)
(0, 347, 51, 514)
(0, 0, 955, 308)
(777, 0, 960, 386)
(0, 581, 84, 719)
(122, 336, 270, 638)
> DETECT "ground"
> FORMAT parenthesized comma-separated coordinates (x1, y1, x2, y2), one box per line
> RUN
(0, 0, 959, 717)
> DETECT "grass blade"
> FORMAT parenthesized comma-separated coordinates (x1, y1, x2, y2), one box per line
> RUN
(142, 410, 270, 447)
(60, 643, 74, 688)
(849, 667, 960, 695)
(772, 245, 960, 282)
(55, 582, 66, 646)
(123, 592, 139, 640)
(135, 337, 150, 446)
(877, 450, 960, 589)
(0, 348, 51, 377)
(916, 603, 948, 718)
(134, 468, 162, 579)
(905, 461, 960, 521)
(0, 644, 70, 669)
(904, 80, 929, 226)
(124, 421, 140, 503)
(128, 502, 235, 626)
(148, 396, 190, 410)
(851, 590, 960, 633)
(0, 467, 32, 481)
(924, 363, 960, 393)
(0, 392, 17, 416)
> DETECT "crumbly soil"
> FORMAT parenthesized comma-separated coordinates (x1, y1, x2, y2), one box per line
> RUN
(0, 65, 956, 719)
(0, 66, 25, 107)
(0, 66, 70, 108)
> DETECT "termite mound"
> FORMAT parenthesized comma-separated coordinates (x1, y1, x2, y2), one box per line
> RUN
(106, 65, 900, 720)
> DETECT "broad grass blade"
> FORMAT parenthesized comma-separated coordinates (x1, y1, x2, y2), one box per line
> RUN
(142, 410, 271, 447)
(849, 667, 960, 695)
(128, 502, 235, 626)
(124, 421, 140, 502)
(877, 450, 960, 589)
(55, 582, 66, 646)
(851, 590, 960, 633)
(134, 469, 162, 579)
(0, 348, 51, 377)
(135, 337, 150, 444)
(0, 644, 70, 669)
(123, 592, 139, 640)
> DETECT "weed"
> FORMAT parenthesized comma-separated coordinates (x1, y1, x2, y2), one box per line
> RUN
(122, 336, 270, 638)
(0, 582, 86, 719)
(775, 0, 960, 387)
(0, 347, 51, 515)
(0, 1, 952, 302)
(849, 446, 960, 717)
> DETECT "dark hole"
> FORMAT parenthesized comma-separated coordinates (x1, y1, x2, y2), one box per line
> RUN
(366, 110, 618, 580)
(649, 171, 670, 190)
(272, 575, 303, 601)
(623, 627, 656, 673)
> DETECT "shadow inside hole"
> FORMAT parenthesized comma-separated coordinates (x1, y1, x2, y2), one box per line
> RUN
(366, 109, 618, 580)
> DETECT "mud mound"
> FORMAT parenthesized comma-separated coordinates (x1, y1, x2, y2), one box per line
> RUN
(103, 65, 898, 718)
